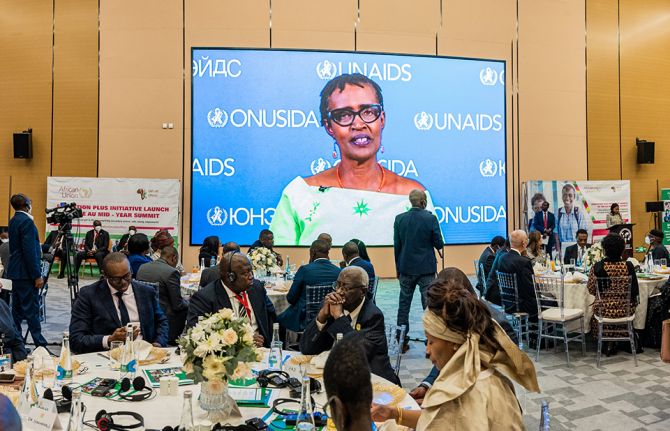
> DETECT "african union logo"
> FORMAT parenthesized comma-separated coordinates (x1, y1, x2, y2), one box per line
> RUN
(207, 108, 228, 128)
(620, 227, 632, 242)
(316, 60, 337, 80)
(310, 158, 331, 175)
(207, 206, 227, 226)
(479, 159, 497, 177)
(480, 67, 498, 86)
(413, 112, 433, 131)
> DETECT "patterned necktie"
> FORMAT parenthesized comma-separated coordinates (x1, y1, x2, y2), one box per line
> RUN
(235, 292, 251, 320)
(115, 291, 130, 326)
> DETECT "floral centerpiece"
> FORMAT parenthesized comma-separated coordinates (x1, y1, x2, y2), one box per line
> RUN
(248, 246, 279, 276)
(178, 308, 260, 421)
(584, 240, 604, 269)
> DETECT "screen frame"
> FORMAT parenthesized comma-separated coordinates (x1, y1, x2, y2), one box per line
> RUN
(190, 47, 508, 247)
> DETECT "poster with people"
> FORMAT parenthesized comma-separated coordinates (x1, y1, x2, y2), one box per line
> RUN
(191, 48, 507, 246)
(524, 180, 631, 254)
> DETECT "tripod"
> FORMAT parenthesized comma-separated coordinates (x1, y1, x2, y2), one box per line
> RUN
(46, 221, 80, 304)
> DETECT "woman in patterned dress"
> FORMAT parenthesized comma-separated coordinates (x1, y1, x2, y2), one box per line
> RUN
(587, 234, 639, 356)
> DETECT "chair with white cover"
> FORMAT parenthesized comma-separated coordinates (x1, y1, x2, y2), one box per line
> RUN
(305, 282, 335, 323)
(533, 275, 586, 365)
(385, 323, 406, 377)
(497, 272, 531, 349)
(593, 275, 637, 367)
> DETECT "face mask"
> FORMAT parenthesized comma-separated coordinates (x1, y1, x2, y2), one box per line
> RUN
(0, 238, 7, 243)
(645, 236, 651, 245)
(129, 230, 136, 235)
(95, 226, 102, 232)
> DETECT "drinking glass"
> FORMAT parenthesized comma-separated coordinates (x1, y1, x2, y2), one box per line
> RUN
(662, 259, 667, 268)
(109, 341, 123, 369)
(570, 259, 576, 269)
(41, 358, 57, 389)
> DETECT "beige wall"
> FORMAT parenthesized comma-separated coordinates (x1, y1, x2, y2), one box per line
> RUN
(3, 0, 589, 276)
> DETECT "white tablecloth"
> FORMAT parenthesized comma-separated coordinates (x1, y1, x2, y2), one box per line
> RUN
(39, 348, 417, 429)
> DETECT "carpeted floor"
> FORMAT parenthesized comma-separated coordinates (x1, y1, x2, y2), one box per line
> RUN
(23, 275, 670, 430)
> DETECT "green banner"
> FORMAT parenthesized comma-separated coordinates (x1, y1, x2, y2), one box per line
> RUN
(661, 189, 670, 245)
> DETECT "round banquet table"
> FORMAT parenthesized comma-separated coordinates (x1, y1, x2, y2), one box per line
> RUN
(42, 348, 418, 429)
(181, 274, 290, 314)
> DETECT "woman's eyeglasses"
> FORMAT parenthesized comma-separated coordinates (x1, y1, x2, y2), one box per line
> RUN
(327, 104, 383, 127)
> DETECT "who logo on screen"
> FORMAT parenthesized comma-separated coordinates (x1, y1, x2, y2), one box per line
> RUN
(480, 67, 504, 86)
(479, 159, 498, 177)
(414, 112, 433, 131)
(316, 60, 338, 80)
(207, 206, 227, 226)
(207, 108, 228, 128)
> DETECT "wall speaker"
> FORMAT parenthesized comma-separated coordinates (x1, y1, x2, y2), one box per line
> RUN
(646, 201, 663, 213)
(13, 130, 32, 159)
(636, 138, 654, 164)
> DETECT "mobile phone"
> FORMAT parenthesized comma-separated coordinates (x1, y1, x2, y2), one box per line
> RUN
(91, 378, 117, 397)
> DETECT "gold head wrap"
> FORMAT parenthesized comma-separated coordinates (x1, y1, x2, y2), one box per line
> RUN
(421, 309, 540, 409)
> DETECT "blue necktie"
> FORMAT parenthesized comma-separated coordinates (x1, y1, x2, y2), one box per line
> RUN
(115, 292, 130, 326)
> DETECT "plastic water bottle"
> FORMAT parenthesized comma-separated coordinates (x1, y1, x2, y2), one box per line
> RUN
(539, 400, 550, 430)
(199, 258, 205, 272)
(57, 331, 73, 385)
(119, 324, 137, 379)
(284, 255, 291, 279)
(334, 333, 343, 345)
(67, 389, 85, 431)
(268, 323, 283, 371)
(296, 376, 315, 430)
(179, 390, 195, 431)
(210, 256, 216, 268)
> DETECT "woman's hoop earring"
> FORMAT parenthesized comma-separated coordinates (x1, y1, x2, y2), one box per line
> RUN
(332, 141, 338, 159)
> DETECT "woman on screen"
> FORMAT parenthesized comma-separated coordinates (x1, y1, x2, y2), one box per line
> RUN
(270, 73, 433, 246)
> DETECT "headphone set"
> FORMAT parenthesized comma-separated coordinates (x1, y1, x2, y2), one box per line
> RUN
(256, 370, 300, 390)
(43, 385, 76, 413)
(115, 376, 154, 402)
(227, 250, 238, 282)
(93, 410, 144, 431)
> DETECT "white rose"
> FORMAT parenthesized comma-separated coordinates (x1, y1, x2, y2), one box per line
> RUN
(218, 308, 234, 320)
(193, 344, 208, 358)
(222, 328, 238, 346)
(191, 327, 206, 342)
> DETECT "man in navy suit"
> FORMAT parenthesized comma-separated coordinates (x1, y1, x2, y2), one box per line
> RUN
(186, 252, 277, 348)
(475, 235, 506, 295)
(393, 190, 444, 350)
(342, 241, 376, 299)
(277, 239, 340, 332)
(6, 194, 48, 347)
(496, 230, 537, 321)
(532, 201, 556, 253)
(69, 252, 169, 354)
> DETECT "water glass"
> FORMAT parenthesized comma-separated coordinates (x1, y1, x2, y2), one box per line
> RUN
(662, 259, 667, 268)
(41, 358, 57, 389)
(570, 259, 576, 269)
(109, 341, 123, 369)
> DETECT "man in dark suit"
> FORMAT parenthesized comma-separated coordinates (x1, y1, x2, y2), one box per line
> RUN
(74, 220, 110, 274)
(248, 229, 283, 267)
(393, 190, 444, 350)
(136, 246, 188, 345)
(300, 266, 399, 384)
(475, 236, 506, 295)
(532, 201, 556, 253)
(0, 293, 28, 363)
(199, 242, 240, 288)
(484, 239, 510, 305)
(647, 229, 670, 263)
(0, 229, 9, 278)
(342, 241, 376, 299)
(6, 194, 48, 347)
(563, 229, 590, 265)
(116, 226, 137, 253)
(69, 252, 169, 354)
(277, 240, 340, 332)
(186, 252, 276, 348)
(495, 230, 537, 321)
(42, 230, 67, 279)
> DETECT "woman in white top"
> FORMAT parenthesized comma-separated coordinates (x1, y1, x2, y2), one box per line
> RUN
(606, 203, 623, 228)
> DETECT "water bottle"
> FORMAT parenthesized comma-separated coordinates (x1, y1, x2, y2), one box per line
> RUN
(539, 400, 550, 431)
(179, 390, 195, 431)
(57, 331, 73, 385)
(284, 255, 291, 279)
(67, 389, 85, 431)
(334, 333, 343, 345)
(296, 376, 315, 430)
(268, 323, 283, 371)
(119, 324, 137, 379)
(199, 258, 205, 271)
(210, 256, 216, 268)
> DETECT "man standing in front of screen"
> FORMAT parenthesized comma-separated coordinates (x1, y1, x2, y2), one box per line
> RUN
(393, 189, 444, 353)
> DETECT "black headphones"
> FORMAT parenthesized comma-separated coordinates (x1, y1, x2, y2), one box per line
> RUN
(227, 251, 239, 283)
(95, 410, 144, 431)
(43, 385, 77, 413)
(256, 370, 299, 389)
(116, 376, 153, 402)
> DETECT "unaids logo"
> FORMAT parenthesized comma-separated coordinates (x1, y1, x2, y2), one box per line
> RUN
(316, 60, 338, 80)
(207, 108, 228, 128)
(413, 112, 433, 131)
(310, 158, 331, 175)
(479, 159, 497, 177)
(207, 206, 227, 226)
(480, 67, 498, 86)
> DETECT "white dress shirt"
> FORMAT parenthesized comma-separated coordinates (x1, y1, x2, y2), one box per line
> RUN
(221, 282, 258, 333)
(102, 281, 142, 349)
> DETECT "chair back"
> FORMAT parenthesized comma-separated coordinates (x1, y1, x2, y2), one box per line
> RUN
(368, 276, 380, 302)
(306, 283, 335, 322)
(533, 275, 565, 319)
(473, 259, 480, 278)
(384, 323, 406, 376)
(478, 262, 487, 297)
(497, 272, 519, 313)
(593, 276, 633, 319)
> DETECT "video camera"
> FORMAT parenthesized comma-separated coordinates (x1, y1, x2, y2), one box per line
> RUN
(45, 202, 83, 225)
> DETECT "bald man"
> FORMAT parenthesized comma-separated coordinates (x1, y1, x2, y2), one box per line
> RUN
(494, 230, 537, 320)
(393, 189, 444, 350)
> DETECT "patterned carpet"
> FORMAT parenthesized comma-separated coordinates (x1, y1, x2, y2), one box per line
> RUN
(25, 275, 670, 430)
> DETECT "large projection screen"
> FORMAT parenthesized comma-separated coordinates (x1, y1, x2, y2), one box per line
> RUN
(191, 48, 507, 246)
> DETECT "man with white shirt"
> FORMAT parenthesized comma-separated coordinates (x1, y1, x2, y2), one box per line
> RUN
(300, 266, 399, 384)
(495, 230, 537, 321)
(186, 251, 276, 348)
(563, 229, 591, 265)
(69, 252, 169, 354)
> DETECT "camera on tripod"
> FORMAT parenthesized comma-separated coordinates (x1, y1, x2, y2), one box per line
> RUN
(46, 202, 83, 225)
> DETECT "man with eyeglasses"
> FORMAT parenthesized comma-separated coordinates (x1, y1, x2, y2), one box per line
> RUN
(270, 73, 432, 246)
(300, 266, 399, 384)
(69, 252, 169, 354)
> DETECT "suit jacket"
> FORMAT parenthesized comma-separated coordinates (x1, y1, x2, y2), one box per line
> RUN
(300, 298, 399, 385)
(136, 259, 188, 315)
(69, 279, 169, 354)
(485, 248, 508, 304)
(532, 210, 556, 251)
(495, 250, 537, 320)
(564, 243, 591, 264)
(7, 212, 42, 281)
(0, 242, 9, 277)
(349, 257, 376, 283)
(84, 229, 110, 253)
(117, 233, 131, 251)
(199, 267, 220, 288)
(0, 300, 27, 363)
(42, 231, 58, 254)
(475, 246, 496, 293)
(186, 279, 277, 347)
(394, 208, 444, 276)
(652, 245, 670, 262)
(277, 259, 340, 332)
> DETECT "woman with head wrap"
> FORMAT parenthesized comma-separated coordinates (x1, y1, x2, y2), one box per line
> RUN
(372, 274, 540, 430)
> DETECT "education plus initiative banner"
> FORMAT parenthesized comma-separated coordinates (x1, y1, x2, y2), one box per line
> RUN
(46, 177, 181, 245)
(192, 49, 507, 246)
(524, 180, 631, 247)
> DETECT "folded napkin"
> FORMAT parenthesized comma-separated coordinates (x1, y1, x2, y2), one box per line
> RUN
(133, 340, 154, 361)
(310, 350, 330, 369)
(627, 257, 640, 268)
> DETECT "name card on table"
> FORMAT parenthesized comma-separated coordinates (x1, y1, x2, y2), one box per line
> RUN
(24, 399, 62, 431)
